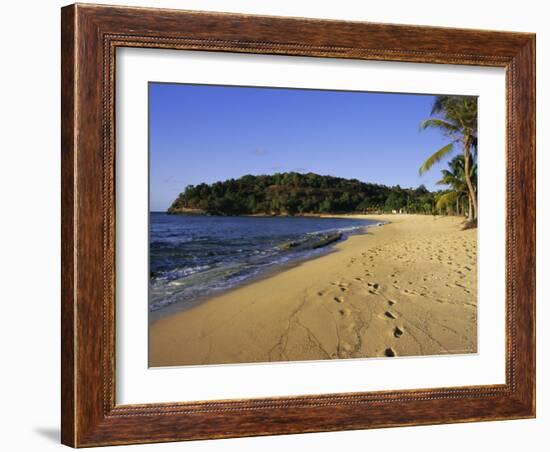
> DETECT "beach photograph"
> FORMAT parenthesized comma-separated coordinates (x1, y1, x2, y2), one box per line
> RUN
(148, 83, 478, 367)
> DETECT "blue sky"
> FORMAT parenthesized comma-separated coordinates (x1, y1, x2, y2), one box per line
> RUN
(149, 83, 455, 211)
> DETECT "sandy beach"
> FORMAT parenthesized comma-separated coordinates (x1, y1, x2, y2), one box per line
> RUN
(149, 214, 477, 366)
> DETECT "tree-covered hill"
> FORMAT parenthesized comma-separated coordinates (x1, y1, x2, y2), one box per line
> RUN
(167, 172, 437, 216)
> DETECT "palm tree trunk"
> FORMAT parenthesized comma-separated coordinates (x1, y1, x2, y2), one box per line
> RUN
(467, 194, 472, 222)
(463, 141, 477, 221)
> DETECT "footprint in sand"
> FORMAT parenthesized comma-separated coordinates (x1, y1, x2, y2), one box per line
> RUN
(333, 296, 344, 304)
(367, 282, 379, 289)
(384, 311, 397, 319)
(394, 326, 404, 338)
(339, 308, 351, 317)
(332, 281, 349, 287)
(388, 300, 396, 306)
(332, 281, 350, 291)
(384, 347, 396, 357)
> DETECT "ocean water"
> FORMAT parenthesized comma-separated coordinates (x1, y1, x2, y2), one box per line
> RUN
(149, 213, 379, 313)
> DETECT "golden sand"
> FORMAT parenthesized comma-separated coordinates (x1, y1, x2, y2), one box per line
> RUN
(149, 214, 477, 366)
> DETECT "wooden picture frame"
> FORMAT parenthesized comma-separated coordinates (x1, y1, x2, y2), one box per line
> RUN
(61, 3, 535, 447)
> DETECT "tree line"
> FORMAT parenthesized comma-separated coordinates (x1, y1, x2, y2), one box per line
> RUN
(167, 172, 439, 216)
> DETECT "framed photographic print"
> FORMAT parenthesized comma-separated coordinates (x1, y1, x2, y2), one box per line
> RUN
(61, 3, 536, 447)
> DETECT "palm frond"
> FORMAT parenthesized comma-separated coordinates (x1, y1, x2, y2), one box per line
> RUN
(435, 191, 460, 210)
(419, 118, 459, 134)
(430, 95, 477, 119)
(436, 173, 460, 186)
(419, 143, 454, 175)
(430, 96, 448, 115)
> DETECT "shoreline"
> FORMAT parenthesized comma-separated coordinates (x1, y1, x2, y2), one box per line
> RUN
(149, 216, 382, 321)
(149, 214, 477, 367)
(149, 245, 342, 323)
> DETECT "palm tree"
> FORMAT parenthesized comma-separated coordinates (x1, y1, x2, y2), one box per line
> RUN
(435, 155, 477, 217)
(419, 95, 478, 221)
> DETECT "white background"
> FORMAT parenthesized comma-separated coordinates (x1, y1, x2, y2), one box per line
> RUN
(117, 49, 505, 404)
(0, 0, 546, 451)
